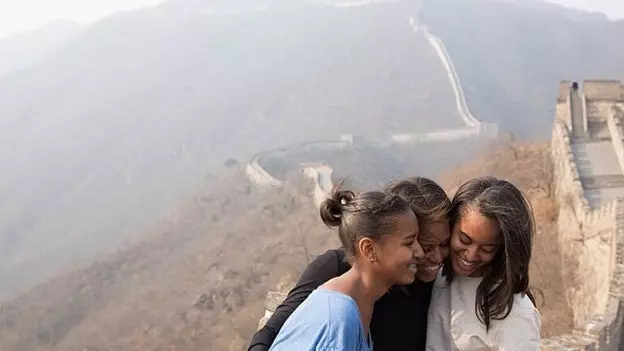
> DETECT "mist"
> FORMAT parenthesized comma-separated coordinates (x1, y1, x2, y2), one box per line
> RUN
(0, 0, 623, 349)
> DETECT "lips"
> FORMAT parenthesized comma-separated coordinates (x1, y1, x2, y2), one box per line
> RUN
(422, 263, 442, 272)
(456, 256, 477, 272)
(407, 263, 419, 274)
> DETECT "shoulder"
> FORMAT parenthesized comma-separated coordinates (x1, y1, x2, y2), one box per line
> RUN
(270, 290, 363, 351)
(284, 289, 359, 326)
(322, 289, 360, 318)
(433, 272, 449, 288)
(315, 290, 365, 345)
(510, 292, 540, 323)
(492, 294, 541, 349)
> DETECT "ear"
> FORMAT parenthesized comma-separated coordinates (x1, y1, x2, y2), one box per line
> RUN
(358, 237, 377, 263)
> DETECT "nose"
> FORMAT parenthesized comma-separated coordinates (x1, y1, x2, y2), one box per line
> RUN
(464, 246, 479, 262)
(428, 246, 443, 263)
(411, 241, 425, 261)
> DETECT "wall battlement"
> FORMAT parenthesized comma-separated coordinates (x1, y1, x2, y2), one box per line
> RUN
(583, 80, 624, 102)
(542, 80, 624, 350)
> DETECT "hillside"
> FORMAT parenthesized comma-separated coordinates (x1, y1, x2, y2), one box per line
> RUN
(0, 1, 459, 298)
(0, 20, 81, 77)
(0, 168, 338, 351)
(0, 137, 569, 350)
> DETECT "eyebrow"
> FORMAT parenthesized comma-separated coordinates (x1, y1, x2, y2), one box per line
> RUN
(460, 230, 498, 247)
(420, 236, 450, 243)
(402, 233, 418, 240)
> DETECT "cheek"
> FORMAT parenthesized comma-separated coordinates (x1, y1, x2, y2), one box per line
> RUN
(389, 245, 414, 264)
(479, 252, 496, 264)
(379, 243, 408, 262)
(450, 236, 463, 253)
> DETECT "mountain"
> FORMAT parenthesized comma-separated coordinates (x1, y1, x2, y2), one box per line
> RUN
(0, 1, 460, 298)
(494, 0, 609, 21)
(0, 20, 82, 77)
(2, 0, 624, 301)
(420, 0, 624, 136)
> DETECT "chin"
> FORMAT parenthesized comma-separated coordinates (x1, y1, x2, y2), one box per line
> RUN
(416, 264, 442, 282)
(451, 256, 477, 277)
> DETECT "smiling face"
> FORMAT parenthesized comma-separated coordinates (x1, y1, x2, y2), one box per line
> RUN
(373, 210, 424, 286)
(450, 207, 501, 277)
(415, 220, 450, 282)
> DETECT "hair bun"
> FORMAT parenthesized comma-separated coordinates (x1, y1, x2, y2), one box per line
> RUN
(320, 190, 355, 227)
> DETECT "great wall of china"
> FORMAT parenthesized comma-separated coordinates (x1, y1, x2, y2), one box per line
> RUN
(244, 1, 624, 350)
(541, 80, 624, 350)
(244, 7, 497, 194)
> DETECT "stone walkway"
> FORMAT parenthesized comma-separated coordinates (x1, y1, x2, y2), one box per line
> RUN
(568, 87, 624, 207)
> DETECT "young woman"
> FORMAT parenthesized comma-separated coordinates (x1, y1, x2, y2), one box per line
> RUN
(426, 176, 541, 350)
(267, 188, 424, 350)
(248, 177, 452, 351)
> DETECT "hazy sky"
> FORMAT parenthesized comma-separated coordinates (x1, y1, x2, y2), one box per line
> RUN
(547, 0, 624, 19)
(0, 0, 165, 39)
(0, 0, 622, 39)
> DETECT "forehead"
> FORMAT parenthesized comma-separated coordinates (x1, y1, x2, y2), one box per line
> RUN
(388, 210, 419, 237)
(419, 220, 450, 243)
(457, 208, 500, 245)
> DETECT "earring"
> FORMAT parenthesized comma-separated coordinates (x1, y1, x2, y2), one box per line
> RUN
(369, 256, 377, 264)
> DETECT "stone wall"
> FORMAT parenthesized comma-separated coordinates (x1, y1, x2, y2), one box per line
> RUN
(244, 126, 496, 189)
(541, 86, 624, 350)
(607, 106, 624, 175)
(584, 80, 624, 102)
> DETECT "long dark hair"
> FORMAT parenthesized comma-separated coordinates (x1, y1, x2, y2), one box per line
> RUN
(442, 176, 535, 330)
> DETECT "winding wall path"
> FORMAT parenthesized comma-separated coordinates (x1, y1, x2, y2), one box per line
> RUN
(246, 2, 493, 194)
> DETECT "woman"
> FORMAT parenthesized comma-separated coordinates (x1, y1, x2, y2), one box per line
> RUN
(248, 177, 452, 351)
(268, 187, 423, 350)
(427, 176, 541, 350)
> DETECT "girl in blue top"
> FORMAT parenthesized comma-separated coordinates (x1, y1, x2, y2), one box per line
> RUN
(269, 187, 426, 351)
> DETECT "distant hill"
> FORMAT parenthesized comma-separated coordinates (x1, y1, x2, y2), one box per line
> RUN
(0, 1, 460, 297)
(421, 0, 624, 136)
(0, 20, 82, 77)
(2, 0, 624, 301)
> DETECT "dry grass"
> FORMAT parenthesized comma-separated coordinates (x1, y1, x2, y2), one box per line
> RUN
(0, 169, 338, 351)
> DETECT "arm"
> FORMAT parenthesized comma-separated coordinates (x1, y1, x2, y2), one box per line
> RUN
(247, 248, 346, 351)
(495, 307, 541, 351)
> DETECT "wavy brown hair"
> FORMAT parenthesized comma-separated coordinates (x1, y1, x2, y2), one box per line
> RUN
(442, 176, 535, 330)
(384, 176, 451, 225)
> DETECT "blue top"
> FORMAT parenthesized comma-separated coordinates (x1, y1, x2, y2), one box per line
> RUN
(269, 287, 373, 351)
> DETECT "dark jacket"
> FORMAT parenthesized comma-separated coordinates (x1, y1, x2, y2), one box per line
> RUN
(248, 248, 434, 351)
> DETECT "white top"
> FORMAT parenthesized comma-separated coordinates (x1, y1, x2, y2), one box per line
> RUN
(426, 273, 541, 351)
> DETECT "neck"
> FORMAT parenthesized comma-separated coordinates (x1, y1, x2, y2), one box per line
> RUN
(345, 264, 391, 302)
(325, 263, 391, 336)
